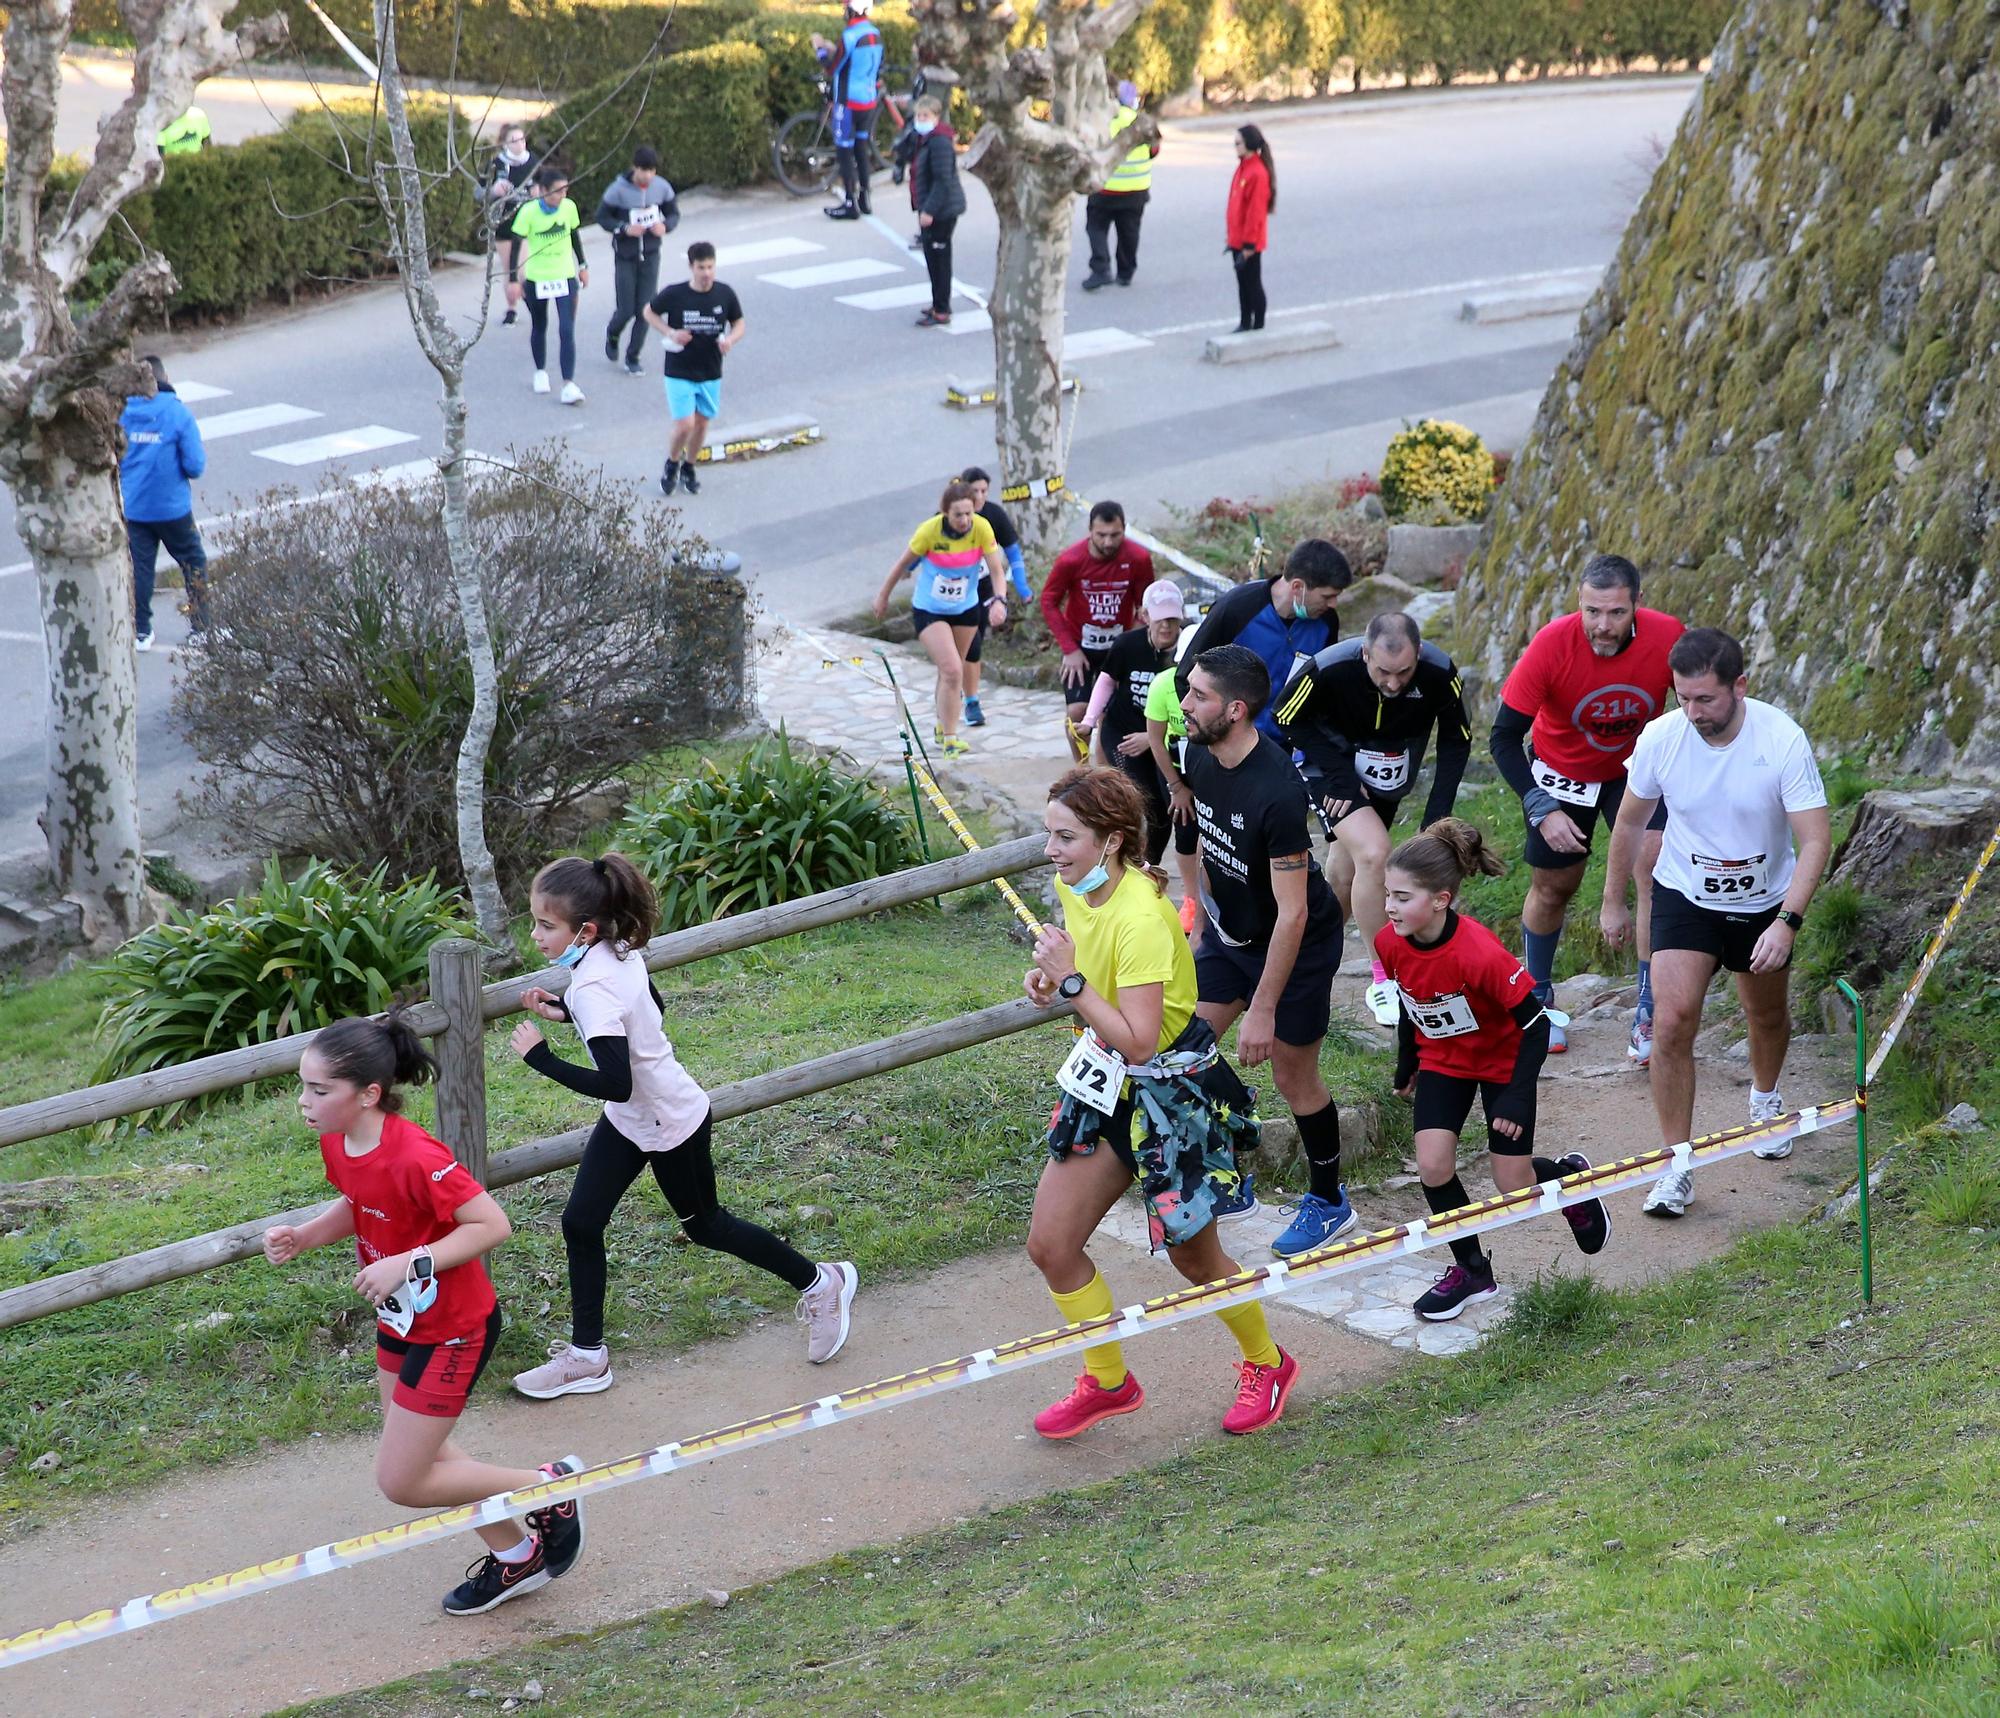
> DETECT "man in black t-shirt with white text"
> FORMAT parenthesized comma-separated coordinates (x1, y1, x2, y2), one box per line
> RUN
(1181, 644, 1362, 1254)
(642, 240, 745, 498)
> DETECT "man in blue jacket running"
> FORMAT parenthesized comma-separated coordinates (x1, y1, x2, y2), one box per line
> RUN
(119, 355, 209, 649)
(1175, 539, 1352, 745)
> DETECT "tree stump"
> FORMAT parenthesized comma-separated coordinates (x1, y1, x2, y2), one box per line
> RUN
(1828, 787, 2000, 894)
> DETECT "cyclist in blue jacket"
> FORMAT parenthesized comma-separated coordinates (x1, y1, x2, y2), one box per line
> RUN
(815, 0, 884, 221)
(119, 355, 210, 649)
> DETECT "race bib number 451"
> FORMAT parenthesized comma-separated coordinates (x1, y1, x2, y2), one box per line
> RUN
(1692, 851, 1768, 900)
(1404, 991, 1480, 1038)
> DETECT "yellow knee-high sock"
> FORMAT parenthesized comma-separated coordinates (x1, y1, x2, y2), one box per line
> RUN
(1050, 1269, 1126, 1388)
(1215, 1300, 1281, 1369)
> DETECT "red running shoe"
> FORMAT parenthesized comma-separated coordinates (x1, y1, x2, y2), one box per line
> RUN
(1033, 1370, 1145, 1440)
(1222, 1347, 1299, 1435)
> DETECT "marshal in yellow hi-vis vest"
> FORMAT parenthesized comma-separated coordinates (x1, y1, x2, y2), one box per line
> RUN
(1102, 105, 1153, 193)
(157, 106, 212, 155)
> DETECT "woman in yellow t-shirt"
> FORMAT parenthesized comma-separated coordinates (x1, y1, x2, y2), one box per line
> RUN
(1023, 766, 1299, 1441)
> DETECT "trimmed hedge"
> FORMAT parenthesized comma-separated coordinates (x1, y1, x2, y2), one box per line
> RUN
(536, 40, 771, 207)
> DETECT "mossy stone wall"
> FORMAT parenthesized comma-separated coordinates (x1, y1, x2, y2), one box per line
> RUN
(1462, 0, 1997, 775)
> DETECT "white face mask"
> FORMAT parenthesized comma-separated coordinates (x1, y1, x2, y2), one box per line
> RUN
(502, 141, 530, 164)
(913, 118, 938, 135)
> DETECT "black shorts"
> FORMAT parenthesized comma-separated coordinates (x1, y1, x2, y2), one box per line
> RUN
(1194, 923, 1342, 1047)
(376, 1304, 504, 1418)
(1061, 647, 1111, 707)
(1166, 738, 1199, 855)
(1411, 1069, 1536, 1157)
(1649, 885, 1789, 975)
(1521, 768, 1669, 868)
(912, 606, 981, 640)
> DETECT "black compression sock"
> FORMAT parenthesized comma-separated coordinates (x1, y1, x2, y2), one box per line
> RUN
(1422, 1174, 1486, 1269)
(1294, 1102, 1343, 1203)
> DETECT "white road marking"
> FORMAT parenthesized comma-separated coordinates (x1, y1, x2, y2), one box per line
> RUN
(252, 425, 419, 466)
(836, 282, 936, 310)
(944, 310, 993, 335)
(1064, 327, 1153, 359)
(171, 381, 232, 403)
(0, 629, 40, 644)
(722, 237, 826, 265)
(861, 211, 991, 310)
(194, 403, 320, 440)
(759, 258, 903, 289)
(1137, 264, 1608, 337)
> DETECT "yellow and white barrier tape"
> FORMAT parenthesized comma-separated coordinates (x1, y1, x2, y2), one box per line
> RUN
(1865, 813, 2000, 1082)
(0, 1099, 1854, 1672)
(905, 754, 1046, 937)
(693, 422, 822, 465)
(1000, 474, 1065, 504)
(946, 377, 1079, 410)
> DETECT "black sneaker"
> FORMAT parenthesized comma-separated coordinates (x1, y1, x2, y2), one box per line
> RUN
(441, 1537, 549, 1615)
(1414, 1256, 1498, 1322)
(680, 462, 700, 494)
(823, 201, 859, 221)
(605, 333, 619, 363)
(501, 307, 517, 326)
(1557, 1152, 1612, 1256)
(623, 359, 642, 376)
(527, 1455, 586, 1579)
(1081, 272, 1113, 292)
(660, 460, 679, 496)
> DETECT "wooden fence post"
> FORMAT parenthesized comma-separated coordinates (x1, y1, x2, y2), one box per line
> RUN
(428, 938, 489, 1183)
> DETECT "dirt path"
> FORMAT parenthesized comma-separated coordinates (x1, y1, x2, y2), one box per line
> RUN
(4, 988, 1854, 1718)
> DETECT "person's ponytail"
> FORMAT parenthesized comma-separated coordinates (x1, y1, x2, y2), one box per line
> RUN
(1387, 817, 1506, 898)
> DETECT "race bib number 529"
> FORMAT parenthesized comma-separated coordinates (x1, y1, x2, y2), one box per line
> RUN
(1692, 851, 1768, 900)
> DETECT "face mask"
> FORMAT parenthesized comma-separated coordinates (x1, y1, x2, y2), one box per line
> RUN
(539, 197, 561, 213)
(552, 933, 589, 969)
(1073, 837, 1115, 897)
(503, 143, 529, 164)
(914, 118, 938, 135)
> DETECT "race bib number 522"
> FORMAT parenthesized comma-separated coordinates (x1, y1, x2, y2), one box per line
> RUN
(1531, 758, 1601, 808)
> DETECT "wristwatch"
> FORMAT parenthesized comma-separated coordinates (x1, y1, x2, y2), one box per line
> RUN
(1776, 909, 1805, 931)
(410, 1247, 436, 1283)
(1057, 973, 1086, 1000)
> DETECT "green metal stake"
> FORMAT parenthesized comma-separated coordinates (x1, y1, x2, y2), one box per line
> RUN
(899, 735, 933, 862)
(1836, 977, 1872, 1304)
(877, 651, 935, 861)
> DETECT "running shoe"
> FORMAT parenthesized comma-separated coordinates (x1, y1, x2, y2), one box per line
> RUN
(798, 1260, 858, 1364)
(501, 307, 518, 326)
(512, 1340, 613, 1400)
(1627, 1004, 1653, 1067)
(605, 333, 619, 363)
(1221, 1347, 1298, 1435)
(1555, 1152, 1611, 1255)
(962, 696, 986, 727)
(937, 732, 971, 759)
(660, 460, 679, 497)
(1211, 1172, 1258, 1223)
(135, 631, 155, 652)
(680, 462, 700, 495)
(533, 369, 550, 394)
(823, 200, 859, 220)
(1750, 1089, 1792, 1158)
(1534, 984, 1567, 1054)
(623, 359, 643, 376)
(528, 1455, 586, 1579)
(560, 380, 586, 406)
(1270, 1188, 1359, 1257)
(1414, 1256, 1498, 1321)
(1033, 1370, 1144, 1440)
(1081, 272, 1113, 292)
(1643, 1166, 1693, 1218)
(1364, 979, 1400, 1028)
(441, 1537, 549, 1615)
(916, 308, 952, 327)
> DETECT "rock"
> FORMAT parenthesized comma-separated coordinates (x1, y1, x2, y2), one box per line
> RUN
(1602, 1537, 1624, 1551)
(1404, 590, 1455, 632)
(1357, 493, 1387, 522)
(1943, 1103, 1982, 1134)
(704, 1588, 731, 1607)
(1726, 1039, 1750, 1062)
(1830, 788, 2000, 893)
(1383, 523, 1484, 587)
(523, 1683, 545, 1704)
(28, 1451, 60, 1474)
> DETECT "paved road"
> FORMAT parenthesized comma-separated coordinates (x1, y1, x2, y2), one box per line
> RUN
(0, 76, 1697, 874)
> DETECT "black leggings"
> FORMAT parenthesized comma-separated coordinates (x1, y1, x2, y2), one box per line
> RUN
(562, 1111, 817, 1347)
(922, 216, 957, 314)
(1234, 249, 1266, 329)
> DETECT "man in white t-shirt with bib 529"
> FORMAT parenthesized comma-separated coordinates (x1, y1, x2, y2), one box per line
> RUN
(1598, 627, 1831, 1218)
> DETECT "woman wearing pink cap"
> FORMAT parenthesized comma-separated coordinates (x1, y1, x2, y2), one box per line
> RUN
(1077, 580, 1187, 862)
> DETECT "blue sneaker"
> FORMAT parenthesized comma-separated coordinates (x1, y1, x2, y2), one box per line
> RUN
(962, 696, 986, 727)
(1271, 1189, 1359, 1257)
(1211, 1172, 1258, 1222)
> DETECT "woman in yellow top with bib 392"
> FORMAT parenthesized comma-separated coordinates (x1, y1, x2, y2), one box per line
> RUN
(1023, 766, 1300, 1440)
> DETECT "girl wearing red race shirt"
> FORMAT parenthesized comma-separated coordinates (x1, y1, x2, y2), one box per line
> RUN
(1376, 820, 1611, 1322)
(262, 1014, 586, 1617)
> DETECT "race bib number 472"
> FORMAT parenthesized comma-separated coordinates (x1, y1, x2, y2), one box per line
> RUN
(1056, 1030, 1126, 1115)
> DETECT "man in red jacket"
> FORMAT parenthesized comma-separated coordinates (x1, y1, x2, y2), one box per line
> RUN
(1040, 499, 1155, 756)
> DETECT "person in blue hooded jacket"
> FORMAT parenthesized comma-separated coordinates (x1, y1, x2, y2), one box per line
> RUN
(119, 354, 209, 649)
(814, 0, 884, 221)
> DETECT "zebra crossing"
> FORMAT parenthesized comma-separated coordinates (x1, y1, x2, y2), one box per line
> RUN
(177, 386, 420, 473)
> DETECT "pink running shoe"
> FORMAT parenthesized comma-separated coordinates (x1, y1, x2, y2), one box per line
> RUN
(1222, 1348, 1299, 1435)
(1033, 1371, 1145, 1440)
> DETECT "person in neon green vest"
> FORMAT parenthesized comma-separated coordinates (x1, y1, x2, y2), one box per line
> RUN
(1081, 81, 1156, 292)
(508, 163, 590, 404)
(157, 106, 212, 155)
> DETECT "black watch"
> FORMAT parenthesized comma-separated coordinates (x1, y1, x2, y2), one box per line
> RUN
(1057, 972, 1086, 1000)
(410, 1249, 435, 1283)
(1776, 909, 1805, 931)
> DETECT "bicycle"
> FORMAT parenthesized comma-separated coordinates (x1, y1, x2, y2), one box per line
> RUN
(773, 65, 916, 197)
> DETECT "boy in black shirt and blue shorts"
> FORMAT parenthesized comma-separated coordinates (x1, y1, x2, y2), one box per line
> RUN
(1180, 645, 1363, 1256)
(643, 241, 745, 498)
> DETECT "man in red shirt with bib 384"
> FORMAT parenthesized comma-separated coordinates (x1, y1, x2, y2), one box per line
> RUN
(1487, 554, 1682, 1061)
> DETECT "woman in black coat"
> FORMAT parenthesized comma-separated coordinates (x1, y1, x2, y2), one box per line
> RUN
(910, 95, 967, 327)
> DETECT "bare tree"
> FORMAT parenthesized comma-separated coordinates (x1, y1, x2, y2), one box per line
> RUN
(0, 0, 286, 943)
(910, 0, 1160, 563)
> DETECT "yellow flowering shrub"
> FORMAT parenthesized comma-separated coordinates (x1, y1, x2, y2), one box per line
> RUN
(1380, 419, 1497, 522)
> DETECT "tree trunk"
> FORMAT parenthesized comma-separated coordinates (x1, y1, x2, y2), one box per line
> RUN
(10, 421, 150, 943)
(987, 171, 1075, 566)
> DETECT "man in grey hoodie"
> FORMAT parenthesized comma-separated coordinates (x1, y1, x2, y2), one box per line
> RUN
(596, 146, 679, 374)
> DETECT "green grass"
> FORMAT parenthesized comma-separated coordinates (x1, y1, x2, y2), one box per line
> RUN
(288, 1128, 2000, 1718)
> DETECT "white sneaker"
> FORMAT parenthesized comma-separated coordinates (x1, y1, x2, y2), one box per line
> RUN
(135, 630, 155, 652)
(512, 1340, 613, 1399)
(533, 369, 551, 394)
(1643, 1166, 1693, 1218)
(1364, 980, 1400, 1028)
(1750, 1089, 1792, 1158)
(797, 1261, 857, 1364)
(560, 380, 585, 405)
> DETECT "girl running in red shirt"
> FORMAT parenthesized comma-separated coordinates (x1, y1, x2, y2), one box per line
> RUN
(262, 1014, 585, 1616)
(1376, 819, 1611, 1321)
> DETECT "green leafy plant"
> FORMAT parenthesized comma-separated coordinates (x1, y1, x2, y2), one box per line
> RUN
(1913, 1156, 2000, 1229)
(614, 733, 918, 931)
(92, 860, 472, 1123)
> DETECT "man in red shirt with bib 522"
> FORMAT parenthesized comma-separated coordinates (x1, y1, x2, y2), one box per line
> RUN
(1487, 554, 1682, 1061)
(1041, 499, 1153, 758)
